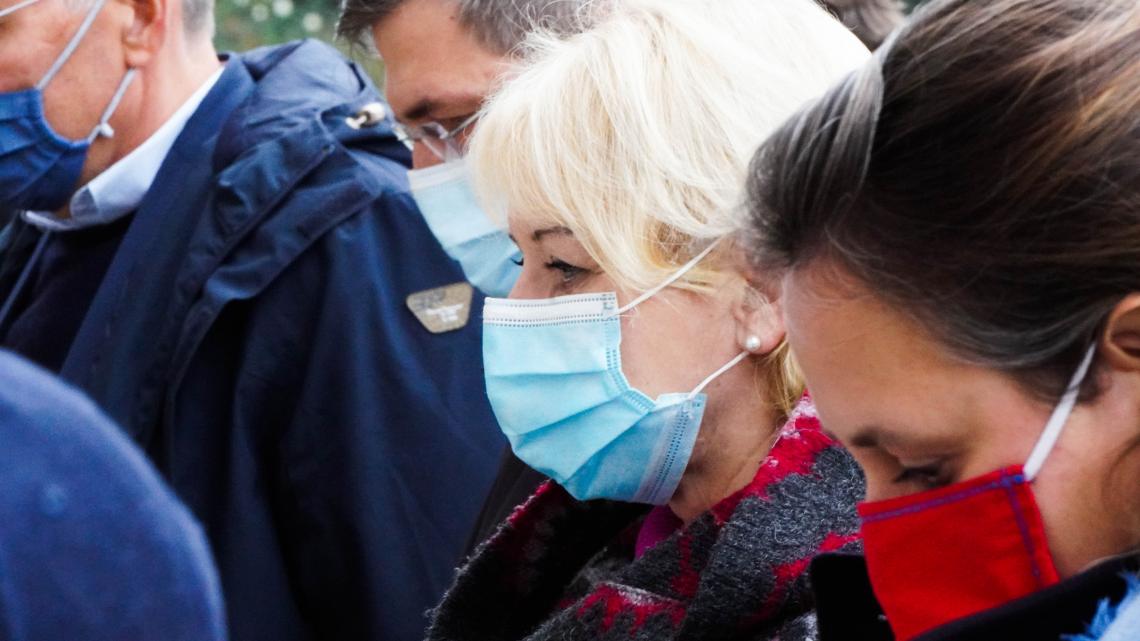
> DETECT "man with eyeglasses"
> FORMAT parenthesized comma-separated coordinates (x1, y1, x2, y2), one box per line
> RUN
(337, 0, 592, 555)
(0, 0, 505, 639)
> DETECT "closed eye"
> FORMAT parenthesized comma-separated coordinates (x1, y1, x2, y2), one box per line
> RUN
(545, 259, 588, 284)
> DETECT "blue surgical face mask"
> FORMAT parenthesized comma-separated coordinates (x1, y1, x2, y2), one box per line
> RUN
(482, 241, 748, 504)
(408, 159, 522, 297)
(0, 0, 136, 213)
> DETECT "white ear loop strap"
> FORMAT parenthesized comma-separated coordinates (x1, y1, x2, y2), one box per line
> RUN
(37, 0, 109, 90)
(86, 68, 137, 142)
(1024, 345, 1097, 481)
(613, 237, 724, 316)
(598, 236, 739, 398)
(0, 0, 44, 18)
(688, 350, 750, 399)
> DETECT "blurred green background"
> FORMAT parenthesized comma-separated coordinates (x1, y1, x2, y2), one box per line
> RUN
(216, 0, 340, 52)
(216, 0, 386, 83)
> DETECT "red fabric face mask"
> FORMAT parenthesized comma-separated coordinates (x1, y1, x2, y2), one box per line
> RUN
(857, 347, 1096, 641)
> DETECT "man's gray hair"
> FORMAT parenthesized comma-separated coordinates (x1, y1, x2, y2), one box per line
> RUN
(337, 0, 588, 54)
(183, 0, 216, 39)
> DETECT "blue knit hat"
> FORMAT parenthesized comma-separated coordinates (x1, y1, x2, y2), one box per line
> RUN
(0, 349, 226, 640)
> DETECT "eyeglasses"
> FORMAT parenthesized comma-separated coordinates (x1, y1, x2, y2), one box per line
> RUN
(392, 113, 479, 162)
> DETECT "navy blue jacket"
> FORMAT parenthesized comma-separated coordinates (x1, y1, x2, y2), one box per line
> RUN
(0, 350, 225, 641)
(0, 41, 504, 641)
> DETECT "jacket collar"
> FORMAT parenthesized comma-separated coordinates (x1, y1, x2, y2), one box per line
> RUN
(60, 40, 405, 448)
(22, 67, 225, 232)
(59, 56, 257, 433)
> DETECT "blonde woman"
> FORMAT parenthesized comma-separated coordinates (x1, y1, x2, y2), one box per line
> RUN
(426, 1, 869, 640)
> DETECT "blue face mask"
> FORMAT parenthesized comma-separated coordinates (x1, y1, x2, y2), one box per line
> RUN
(408, 159, 522, 297)
(0, 0, 136, 213)
(482, 241, 748, 504)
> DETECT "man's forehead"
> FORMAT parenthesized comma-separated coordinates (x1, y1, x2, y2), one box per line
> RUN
(370, 0, 505, 122)
(380, 48, 499, 123)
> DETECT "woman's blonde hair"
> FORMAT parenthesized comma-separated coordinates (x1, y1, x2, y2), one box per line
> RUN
(468, 0, 869, 415)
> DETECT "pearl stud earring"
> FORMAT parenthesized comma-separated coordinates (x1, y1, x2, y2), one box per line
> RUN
(744, 335, 762, 353)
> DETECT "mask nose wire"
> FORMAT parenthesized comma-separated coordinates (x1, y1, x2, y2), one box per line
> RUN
(1024, 345, 1097, 481)
(609, 237, 724, 317)
(36, 0, 110, 91)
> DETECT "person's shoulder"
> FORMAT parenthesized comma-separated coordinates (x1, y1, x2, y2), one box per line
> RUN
(220, 40, 416, 227)
(230, 39, 404, 161)
(214, 39, 410, 183)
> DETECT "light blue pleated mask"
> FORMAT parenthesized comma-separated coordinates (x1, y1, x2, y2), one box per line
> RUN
(408, 159, 522, 297)
(482, 241, 748, 505)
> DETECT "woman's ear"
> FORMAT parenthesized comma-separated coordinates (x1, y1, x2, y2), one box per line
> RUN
(732, 285, 785, 356)
(1100, 294, 1140, 372)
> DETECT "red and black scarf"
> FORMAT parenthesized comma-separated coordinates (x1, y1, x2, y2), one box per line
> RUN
(427, 396, 864, 641)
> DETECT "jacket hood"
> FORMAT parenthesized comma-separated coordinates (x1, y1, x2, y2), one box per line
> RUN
(214, 39, 389, 169)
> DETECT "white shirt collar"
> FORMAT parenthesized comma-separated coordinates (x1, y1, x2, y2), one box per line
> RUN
(23, 67, 225, 232)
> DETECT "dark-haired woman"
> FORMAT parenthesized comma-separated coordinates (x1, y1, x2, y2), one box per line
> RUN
(742, 0, 1140, 640)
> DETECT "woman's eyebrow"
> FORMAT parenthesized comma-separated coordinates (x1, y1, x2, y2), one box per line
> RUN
(533, 226, 573, 242)
(850, 425, 962, 454)
(850, 426, 910, 449)
(849, 427, 882, 449)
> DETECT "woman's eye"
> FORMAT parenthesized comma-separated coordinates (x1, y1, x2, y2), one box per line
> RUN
(544, 259, 587, 284)
(892, 463, 947, 489)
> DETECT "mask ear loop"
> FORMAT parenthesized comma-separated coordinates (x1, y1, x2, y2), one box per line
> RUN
(87, 68, 137, 142)
(0, 0, 44, 18)
(603, 237, 743, 399)
(1024, 345, 1097, 481)
(612, 237, 724, 316)
(687, 350, 750, 400)
(36, 0, 110, 91)
(29, 0, 133, 142)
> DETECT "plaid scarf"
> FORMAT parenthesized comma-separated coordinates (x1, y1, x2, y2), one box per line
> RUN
(427, 396, 864, 641)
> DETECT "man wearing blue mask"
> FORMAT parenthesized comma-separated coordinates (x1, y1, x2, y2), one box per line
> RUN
(338, 0, 594, 300)
(0, 0, 504, 639)
(337, 0, 590, 552)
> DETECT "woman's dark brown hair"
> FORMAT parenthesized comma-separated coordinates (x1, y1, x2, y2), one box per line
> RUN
(745, 0, 1140, 400)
